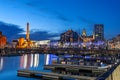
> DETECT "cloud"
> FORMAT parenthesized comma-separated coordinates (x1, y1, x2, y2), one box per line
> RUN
(19, 30, 60, 40)
(30, 30, 59, 40)
(0, 21, 24, 42)
(0, 21, 60, 42)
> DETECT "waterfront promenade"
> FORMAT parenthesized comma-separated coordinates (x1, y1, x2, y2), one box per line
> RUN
(0, 48, 120, 56)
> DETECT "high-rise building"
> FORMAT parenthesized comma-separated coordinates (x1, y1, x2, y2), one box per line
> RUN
(94, 24, 104, 41)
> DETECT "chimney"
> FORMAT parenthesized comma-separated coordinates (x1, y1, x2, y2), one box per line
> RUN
(26, 22, 30, 41)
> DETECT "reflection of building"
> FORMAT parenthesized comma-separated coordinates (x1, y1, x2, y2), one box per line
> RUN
(20, 54, 39, 69)
(0, 31, 7, 48)
(94, 24, 104, 41)
(45, 54, 58, 65)
(0, 58, 3, 71)
(60, 29, 79, 43)
(17, 23, 33, 48)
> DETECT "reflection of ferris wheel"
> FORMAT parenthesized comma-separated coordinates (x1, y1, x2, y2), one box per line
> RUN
(0, 58, 3, 70)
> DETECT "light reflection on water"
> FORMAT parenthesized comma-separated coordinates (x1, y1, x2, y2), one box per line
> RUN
(0, 54, 50, 80)
(0, 58, 3, 70)
(20, 54, 39, 69)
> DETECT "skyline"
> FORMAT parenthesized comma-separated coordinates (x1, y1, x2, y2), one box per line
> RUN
(0, 0, 120, 41)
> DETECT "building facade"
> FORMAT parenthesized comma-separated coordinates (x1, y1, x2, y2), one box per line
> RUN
(60, 30, 79, 43)
(17, 23, 33, 48)
(0, 31, 7, 48)
(108, 35, 120, 49)
(94, 24, 104, 41)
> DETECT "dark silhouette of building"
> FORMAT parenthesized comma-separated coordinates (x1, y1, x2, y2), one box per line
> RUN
(60, 30, 79, 43)
(94, 24, 104, 41)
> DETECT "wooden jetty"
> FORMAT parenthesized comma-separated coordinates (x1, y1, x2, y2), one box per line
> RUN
(17, 69, 96, 80)
(44, 64, 107, 73)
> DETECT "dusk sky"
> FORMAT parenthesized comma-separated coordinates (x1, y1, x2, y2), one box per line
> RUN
(0, 0, 120, 41)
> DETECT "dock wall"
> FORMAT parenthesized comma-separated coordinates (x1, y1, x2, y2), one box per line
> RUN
(97, 62, 120, 80)
(106, 63, 120, 80)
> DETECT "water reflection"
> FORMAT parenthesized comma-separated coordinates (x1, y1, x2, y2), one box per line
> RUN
(0, 54, 110, 80)
(20, 54, 39, 69)
(45, 54, 50, 65)
(34, 54, 39, 67)
(0, 54, 46, 80)
(0, 53, 119, 80)
(0, 58, 3, 70)
(45, 54, 58, 65)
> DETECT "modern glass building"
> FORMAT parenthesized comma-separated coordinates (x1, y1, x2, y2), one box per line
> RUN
(94, 24, 104, 41)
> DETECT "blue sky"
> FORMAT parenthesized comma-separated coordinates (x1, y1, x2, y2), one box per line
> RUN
(0, 0, 120, 41)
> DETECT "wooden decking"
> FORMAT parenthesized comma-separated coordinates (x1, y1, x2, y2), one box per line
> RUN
(17, 69, 97, 80)
(44, 64, 107, 73)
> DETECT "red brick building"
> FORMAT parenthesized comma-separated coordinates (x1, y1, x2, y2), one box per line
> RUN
(0, 31, 7, 48)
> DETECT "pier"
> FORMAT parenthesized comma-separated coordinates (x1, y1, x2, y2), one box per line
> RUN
(17, 69, 96, 80)
(44, 64, 107, 74)
(17, 62, 120, 80)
